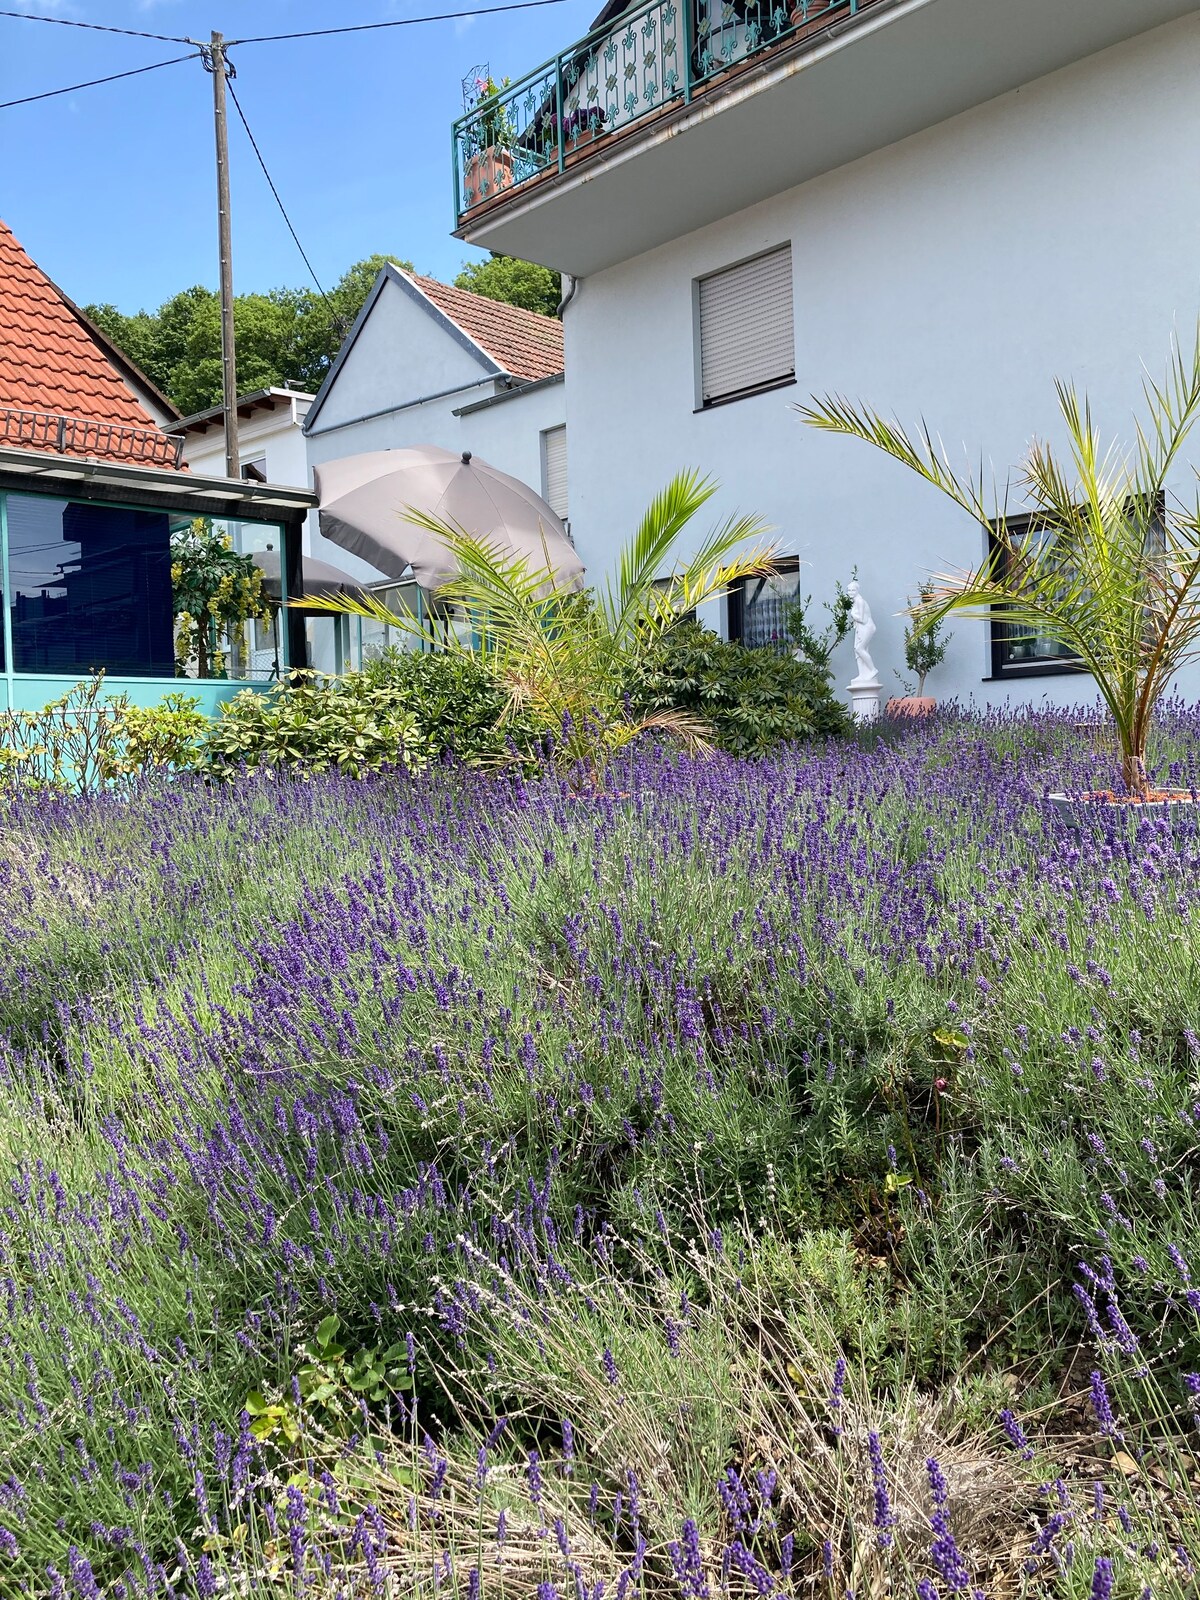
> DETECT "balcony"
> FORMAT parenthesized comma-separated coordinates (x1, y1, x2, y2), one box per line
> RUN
(452, 0, 1200, 275)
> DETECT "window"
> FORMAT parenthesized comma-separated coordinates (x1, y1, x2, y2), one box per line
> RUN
(542, 426, 568, 525)
(241, 458, 268, 484)
(987, 506, 1164, 678)
(6, 493, 177, 677)
(697, 245, 795, 408)
(727, 557, 799, 649)
(1, 489, 290, 682)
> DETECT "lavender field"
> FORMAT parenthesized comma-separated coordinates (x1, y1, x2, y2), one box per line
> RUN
(1, 711, 1199, 1599)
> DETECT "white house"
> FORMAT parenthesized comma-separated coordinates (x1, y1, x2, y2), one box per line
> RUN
(303, 265, 568, 567)
(452, 0, 1200, 706)
(298, 265, 568, 666)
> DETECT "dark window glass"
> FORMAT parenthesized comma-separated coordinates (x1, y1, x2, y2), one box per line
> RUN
(7, 494, 176, 677)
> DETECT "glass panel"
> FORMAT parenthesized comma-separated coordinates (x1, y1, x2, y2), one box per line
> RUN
(738, 564, 800, 650)
(995, 518, 1078, 670)
(306, 616, 344, 676)
(7, 493, 176, 677)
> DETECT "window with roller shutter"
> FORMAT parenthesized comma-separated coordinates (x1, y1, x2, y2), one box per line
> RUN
(542, 425, 569, 525)
(697, 245, 795, 408)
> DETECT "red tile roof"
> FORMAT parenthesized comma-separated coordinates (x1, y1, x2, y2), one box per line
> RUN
(0, 217, 182, 467)
(406, 271, 564, 383)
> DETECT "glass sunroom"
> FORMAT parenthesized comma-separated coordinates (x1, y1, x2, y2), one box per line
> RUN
(0, 446, 317, 715)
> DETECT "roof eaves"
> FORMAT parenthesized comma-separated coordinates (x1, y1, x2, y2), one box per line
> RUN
(174, 387, 314, 434)
(302, 264, 415, 434)
(394, 270, 507, 376)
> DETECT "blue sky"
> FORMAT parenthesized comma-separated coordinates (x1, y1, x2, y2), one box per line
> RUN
(1, 0, 595, 311)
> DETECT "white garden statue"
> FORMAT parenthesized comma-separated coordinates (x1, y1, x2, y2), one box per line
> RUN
(846, 579, 882, 723)
(848, 581, 880, 686)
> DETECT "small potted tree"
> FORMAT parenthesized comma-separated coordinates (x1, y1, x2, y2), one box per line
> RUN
(463, 75, 515, 209)
(888, 583, 950, 717)
(800, 331, 1200, 809)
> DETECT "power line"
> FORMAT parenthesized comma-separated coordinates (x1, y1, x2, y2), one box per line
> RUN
(0, 51, 199, 112)
(0, 9, 190, 43)
(226, 78, 331, 302)
(227, 0, 570, 46)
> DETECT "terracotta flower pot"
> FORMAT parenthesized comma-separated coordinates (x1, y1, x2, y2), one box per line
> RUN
(463, 147, 514, 208)
(789, 2, 833, 37)
(886, 696, 937, 719)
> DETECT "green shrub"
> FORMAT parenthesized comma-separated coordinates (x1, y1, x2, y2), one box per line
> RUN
(203, 650, 539, 777)
(0, 674, 205, 793)
(626, 620, 851, 753)
(359, 647, 541, 765)
(203, 675, 424, 777)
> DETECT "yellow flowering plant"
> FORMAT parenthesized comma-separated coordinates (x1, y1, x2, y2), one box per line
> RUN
(171, 517, 273, 679)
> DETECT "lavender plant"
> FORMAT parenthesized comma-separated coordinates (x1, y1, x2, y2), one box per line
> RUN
(0, 708, 1198, 1595)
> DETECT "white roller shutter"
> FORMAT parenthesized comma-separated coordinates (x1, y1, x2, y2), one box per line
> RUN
(698, 245, 795, 405)
(543, 426, 568, 523)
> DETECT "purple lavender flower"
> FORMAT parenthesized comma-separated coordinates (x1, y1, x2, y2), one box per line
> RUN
(999, 1409, 1034, 1460)
(868, 1432, 895, 1548)
(1091, 1557, 1114, 1600)
(1089, 1371, 1121, 1438)
(667, 1519, 709, 1599)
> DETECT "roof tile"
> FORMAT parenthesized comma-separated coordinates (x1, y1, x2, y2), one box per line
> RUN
(406, 271, 563, 383)
(0, 217, 181, 467)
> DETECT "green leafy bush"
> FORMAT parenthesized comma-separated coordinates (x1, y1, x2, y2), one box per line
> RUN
(203, 675, 424, 778)
(626, 620, 851, 753)
(358, 647, 541, 765)
(203, 650, 539, 777)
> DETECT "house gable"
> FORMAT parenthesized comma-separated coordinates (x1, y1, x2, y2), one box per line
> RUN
(304, 263, 564, 436)
(304, 265, 503, 435)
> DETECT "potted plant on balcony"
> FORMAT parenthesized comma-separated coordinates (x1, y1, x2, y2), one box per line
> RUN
(887, 583, 950, 717)
(548, 105, 607, 157)
(463, 75, 515, 208)
(800, 331, 1200, 812)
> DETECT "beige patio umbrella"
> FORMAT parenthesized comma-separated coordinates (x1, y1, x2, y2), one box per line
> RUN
(313, 446, 584, 591)
(251, 549, 368, 603)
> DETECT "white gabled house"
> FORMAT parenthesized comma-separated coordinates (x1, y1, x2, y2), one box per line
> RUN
(303, 264, 568, 574)
(451, 0, 1200, 704)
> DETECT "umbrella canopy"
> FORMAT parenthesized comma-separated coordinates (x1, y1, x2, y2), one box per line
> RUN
(313, 446, 584, 592)
(252, 549, 367, 603)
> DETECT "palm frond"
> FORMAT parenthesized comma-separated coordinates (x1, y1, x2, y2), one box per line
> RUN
(806, 333, 1200, 793)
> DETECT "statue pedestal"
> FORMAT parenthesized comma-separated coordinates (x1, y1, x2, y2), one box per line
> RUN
(848, 679, 882, 723)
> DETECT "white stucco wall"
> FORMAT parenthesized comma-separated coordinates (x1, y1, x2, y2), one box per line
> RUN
(182, 399, 310, 492)
(563, 13, 1200, 708)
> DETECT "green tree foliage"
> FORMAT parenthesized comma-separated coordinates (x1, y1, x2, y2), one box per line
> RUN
(83, 255, 413, 414)
(453, 254, 562, 318)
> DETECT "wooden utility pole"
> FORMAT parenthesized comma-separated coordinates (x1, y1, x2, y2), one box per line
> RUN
(209, 31, 240, 480)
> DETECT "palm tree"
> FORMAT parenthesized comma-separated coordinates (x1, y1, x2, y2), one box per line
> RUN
(308, 471, 777, 782)
(798, 334, 1200, 797)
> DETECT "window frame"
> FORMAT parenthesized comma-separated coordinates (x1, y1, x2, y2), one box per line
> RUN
(694, 244, 796, 411)
(726, 555, 800, 648)
(986, 502, 1165, 681)
(987, 510, 1084, 679)
(0, 484, 293, 686)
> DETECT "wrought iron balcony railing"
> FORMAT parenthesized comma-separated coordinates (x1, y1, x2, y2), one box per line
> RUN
(453, 0, 880, 218)
(0, 406, 185, 469)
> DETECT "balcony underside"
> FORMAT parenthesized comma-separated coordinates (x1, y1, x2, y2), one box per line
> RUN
(455, 0, 1200, 275)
